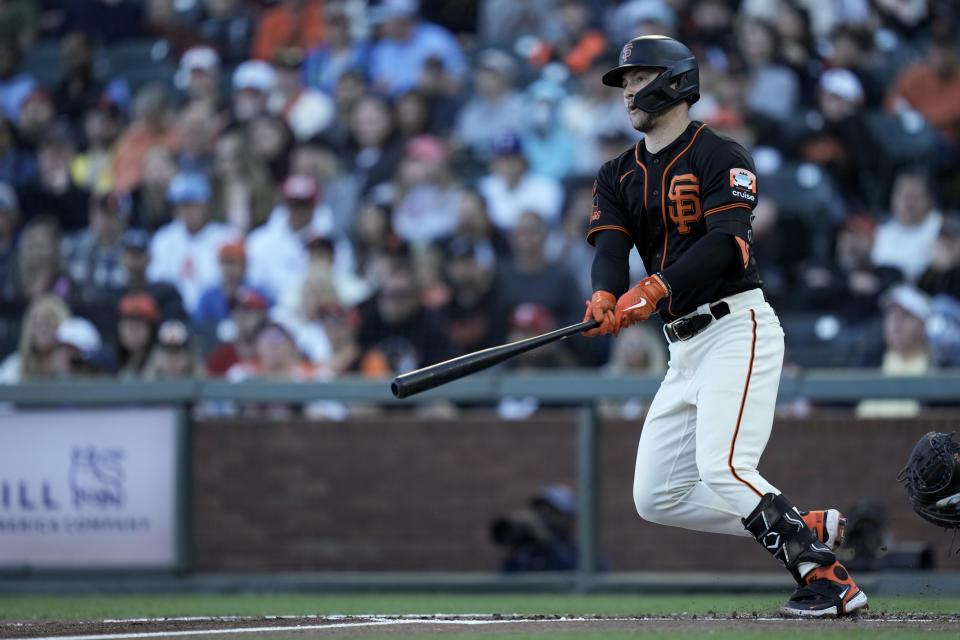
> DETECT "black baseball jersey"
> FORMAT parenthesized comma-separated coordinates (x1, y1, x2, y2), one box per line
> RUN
(587, 120, 762, 320)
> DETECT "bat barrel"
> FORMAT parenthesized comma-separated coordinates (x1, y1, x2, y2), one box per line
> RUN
(391, 319, 599, 399)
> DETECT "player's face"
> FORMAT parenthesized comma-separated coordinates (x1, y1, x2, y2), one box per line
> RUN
(622, 67, 663, 132)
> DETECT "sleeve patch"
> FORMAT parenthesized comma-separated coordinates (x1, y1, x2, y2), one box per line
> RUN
(729, 168, 757, 193)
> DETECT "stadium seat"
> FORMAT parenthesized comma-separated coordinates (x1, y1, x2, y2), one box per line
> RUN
(761, 161, 841, 264)
(781, 312, 883, 368)
(22, 39, 61, 88)
(864, 109, 939, 165)
(103, 38, 177, 93)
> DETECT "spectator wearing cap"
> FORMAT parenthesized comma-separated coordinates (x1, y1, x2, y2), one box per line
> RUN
(886, 33, 960, 149)
(827, 25, 884, 108)
(62, 191, 133, 304)
(367, 0, 467, 97)
(71, 97, 125, 194)
(871, 168, 943, 284)
(246, 173, 355, 305)
(115, 290, 161, 378)
(147, 171, 238, 314)
(193, 240, 270, 327)
(117, 228, 187, 323)
(145, 319, 205, 379)
(54, 315, 114, 378)
(0, 293, 68, 383)
(268, 47, 335, 141)
(476, 133, 564, 230)
(51, 31, 104, 133)
(199, 0, 255, 65)
(252, 0, 325, 62)
(0, 37, 36, 122)
(452, 48, 530, 162)
(391, 134, 462, 243)
(176, 45, 222, 112)
(302, 9, 370, 95)
(857, 285, 933, 418)
(205, 285, 269, 376)
(111, 83, 180, 193)
(799, 68, 877, 209)
(210, 130, 275, 233)
(230, 60, 275, 124)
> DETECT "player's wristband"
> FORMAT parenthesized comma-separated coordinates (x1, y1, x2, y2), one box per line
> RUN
(655, 272, 672, 297)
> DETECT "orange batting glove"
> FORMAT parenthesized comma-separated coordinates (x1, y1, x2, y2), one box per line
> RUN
(582, 290, 618, 337)
(615, 274, 669, 329)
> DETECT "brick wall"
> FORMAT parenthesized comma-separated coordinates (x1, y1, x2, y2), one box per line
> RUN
(191, 411, 959, 572)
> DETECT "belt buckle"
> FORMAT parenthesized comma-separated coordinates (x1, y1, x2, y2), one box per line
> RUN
(665, 318, 695, 342)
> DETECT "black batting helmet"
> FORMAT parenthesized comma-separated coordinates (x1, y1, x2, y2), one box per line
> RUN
(602, 35, 700, 113)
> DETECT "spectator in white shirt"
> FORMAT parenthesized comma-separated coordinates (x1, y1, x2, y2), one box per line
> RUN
(476, 132, 564, 231)
(871, 168, 943, 283)
(147, 172, 238, 314)
(246, 174, 356, 306)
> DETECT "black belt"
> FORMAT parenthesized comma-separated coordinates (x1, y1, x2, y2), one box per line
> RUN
(663, 301, 730, 343)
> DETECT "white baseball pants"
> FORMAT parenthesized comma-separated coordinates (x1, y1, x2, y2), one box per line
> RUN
(633, 288, 784, 537)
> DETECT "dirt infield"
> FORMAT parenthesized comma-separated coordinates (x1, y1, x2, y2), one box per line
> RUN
(4, 613, 960, 639)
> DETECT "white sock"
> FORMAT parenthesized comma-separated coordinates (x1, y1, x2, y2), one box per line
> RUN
(796, 561, 817, 579)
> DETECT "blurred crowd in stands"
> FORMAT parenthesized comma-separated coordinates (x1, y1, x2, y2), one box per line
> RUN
(0, 0, 958, 408)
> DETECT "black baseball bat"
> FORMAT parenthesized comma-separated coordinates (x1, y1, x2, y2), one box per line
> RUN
(391, 318, 601, 399)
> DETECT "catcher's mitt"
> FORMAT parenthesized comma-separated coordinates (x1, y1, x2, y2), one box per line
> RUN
(898, 432, 960, 529)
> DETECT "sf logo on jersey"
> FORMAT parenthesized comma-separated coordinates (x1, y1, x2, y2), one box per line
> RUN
(667, 174, 702, 234)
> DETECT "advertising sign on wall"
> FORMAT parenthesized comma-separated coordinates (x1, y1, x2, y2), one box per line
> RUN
(0, 407, 182, 569)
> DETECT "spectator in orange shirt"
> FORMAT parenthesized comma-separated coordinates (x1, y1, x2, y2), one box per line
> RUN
(111, 83, 180, 193)
(886, 32, 960, 148)
(252, 0, 325, 62)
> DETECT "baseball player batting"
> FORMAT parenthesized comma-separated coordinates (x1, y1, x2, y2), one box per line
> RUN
(581, 35, 867, 617)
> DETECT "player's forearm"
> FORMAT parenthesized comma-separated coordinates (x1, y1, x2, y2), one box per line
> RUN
(660, 231, 738, 294)
(590, 229, 632, 297)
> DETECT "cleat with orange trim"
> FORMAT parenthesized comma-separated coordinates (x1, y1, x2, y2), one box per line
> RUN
(780, 561, 868, 618)
(800, 509, 846, 551)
